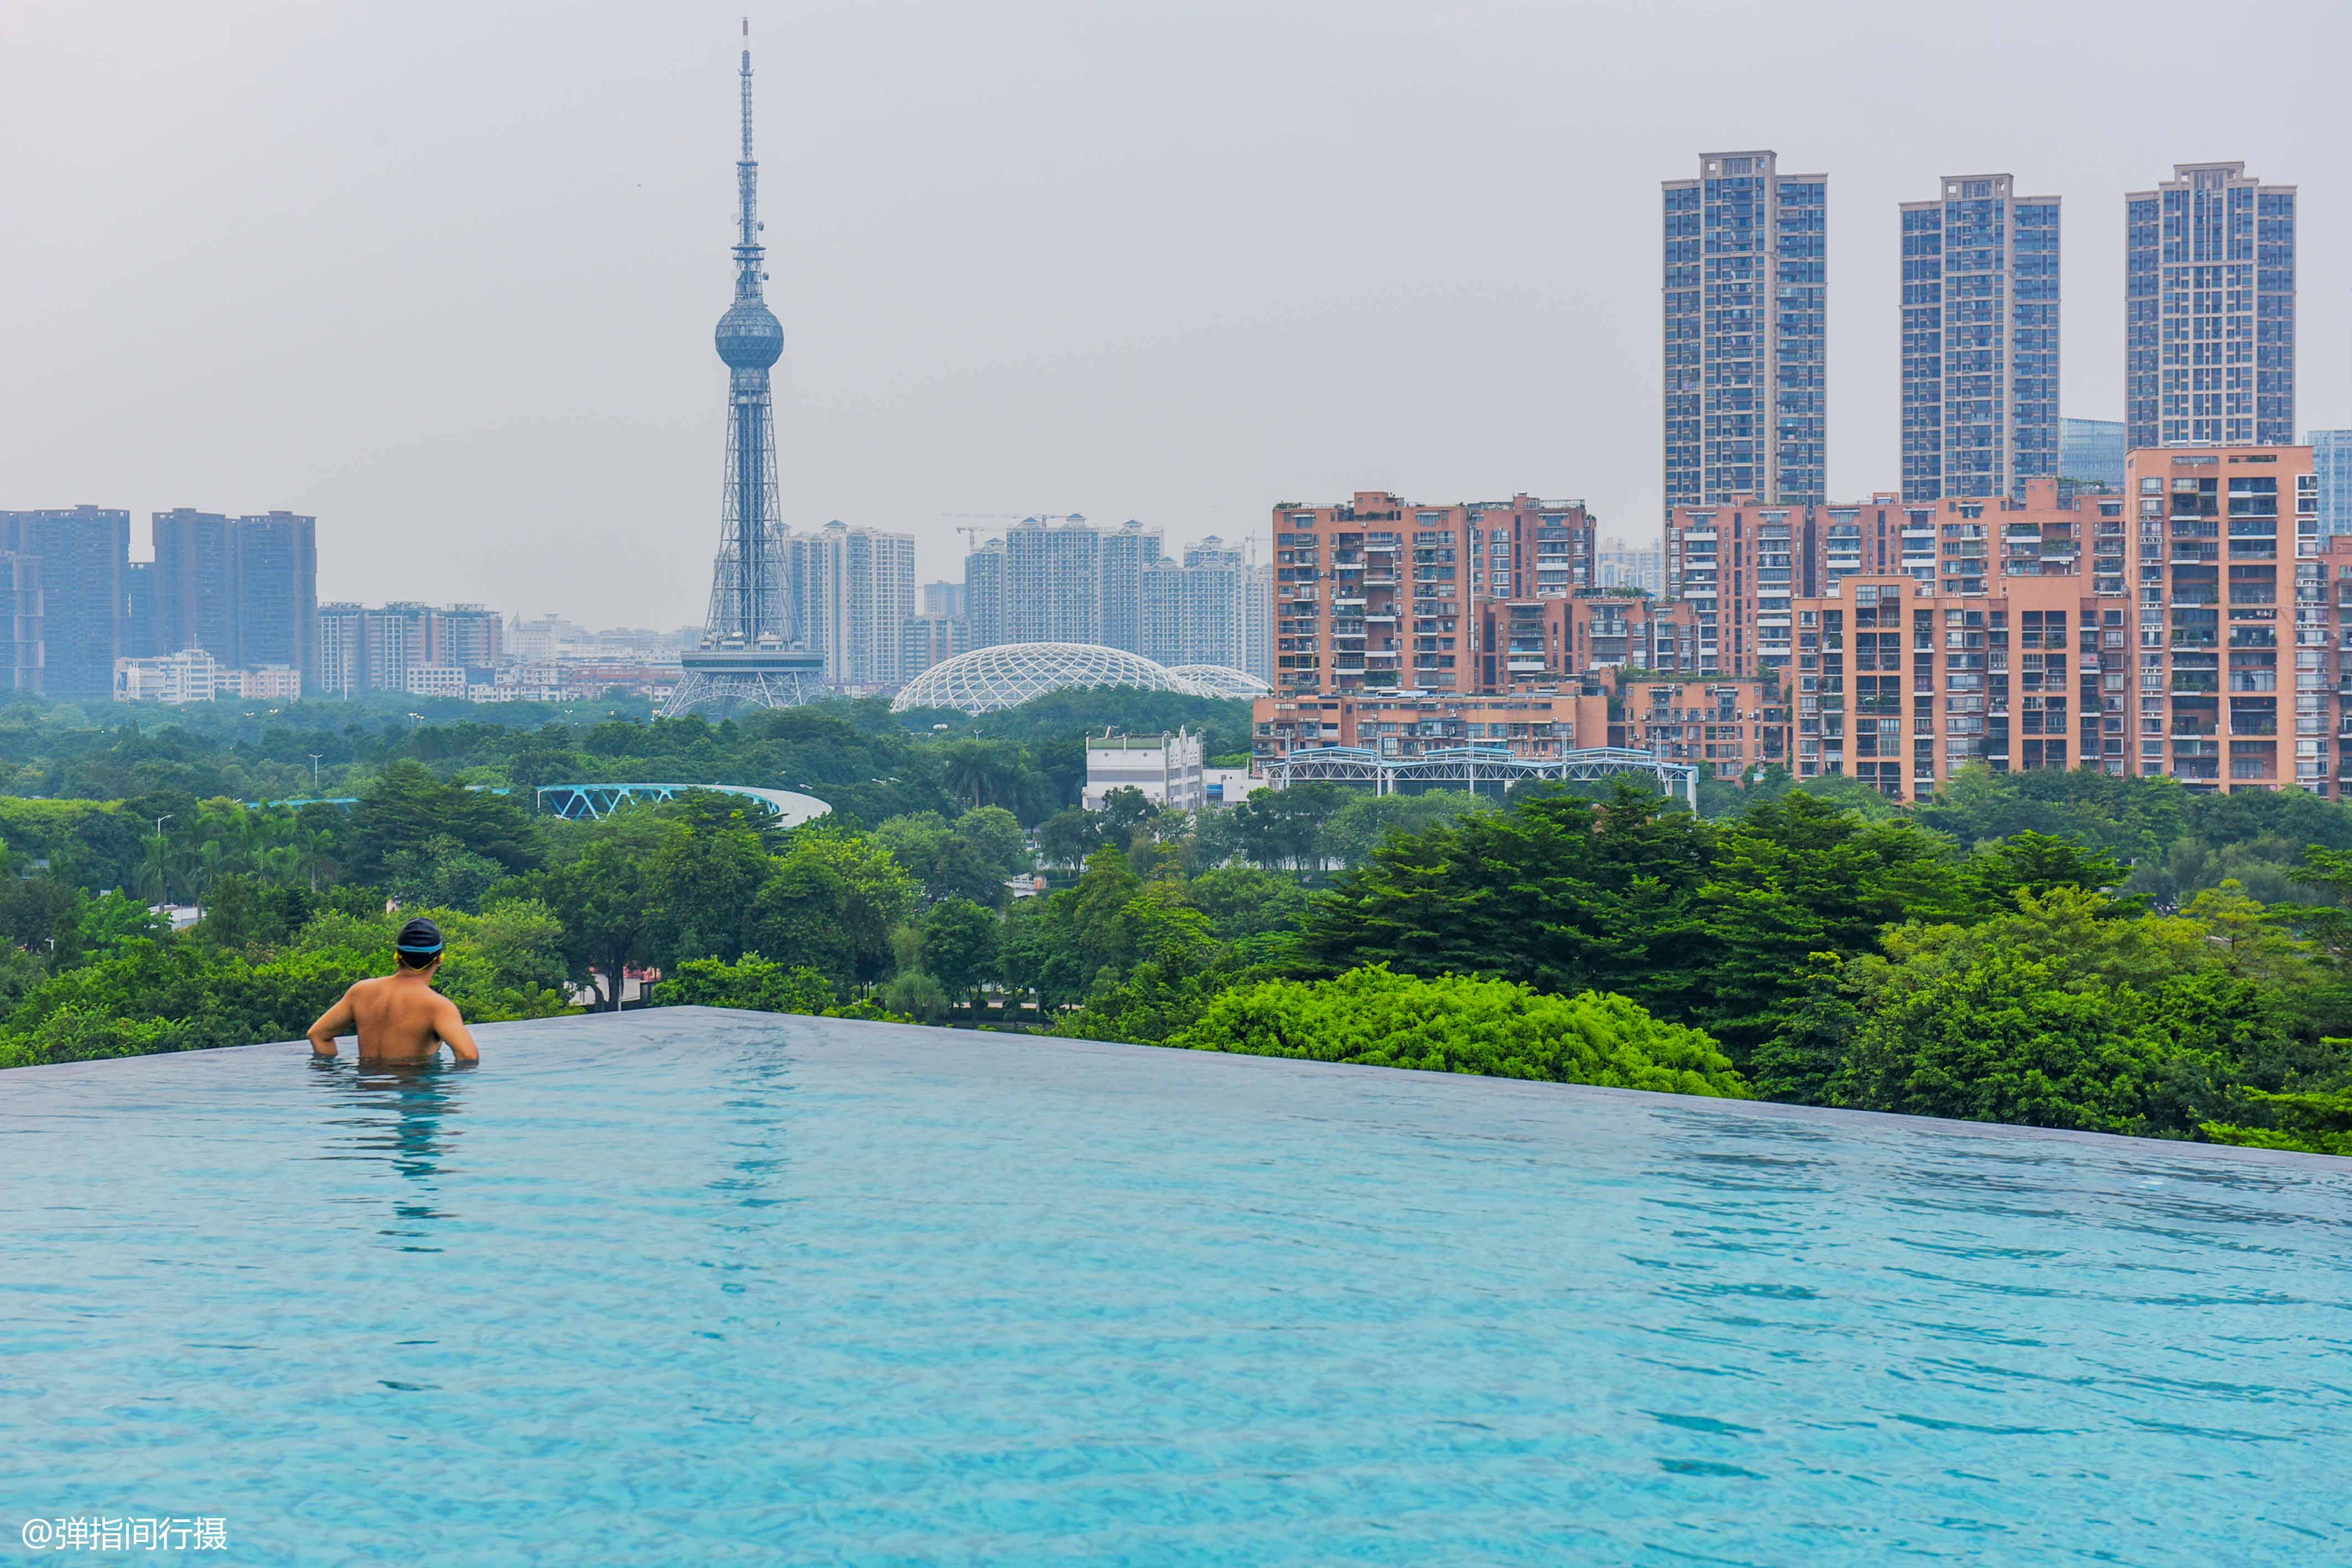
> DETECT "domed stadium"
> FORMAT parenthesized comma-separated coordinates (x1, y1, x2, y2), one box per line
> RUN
(892, 643, 1215, 714)
(1165, 664, 1271, 698)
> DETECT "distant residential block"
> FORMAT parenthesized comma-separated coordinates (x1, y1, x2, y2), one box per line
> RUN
(0, 553, 40, 695)
(792, 520, 916, 687)
(314, 602, 506, 697)
(6, 507, 127, 701)
(1901, 174, 2060, 502)
(1663, 150, 1827, 513)
(144, 509, 316, 681)
(901, 613, 967, 680)
(2126, 163, 2295, 450)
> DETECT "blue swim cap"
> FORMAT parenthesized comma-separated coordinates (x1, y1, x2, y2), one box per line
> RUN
(394, 916, 445, 955)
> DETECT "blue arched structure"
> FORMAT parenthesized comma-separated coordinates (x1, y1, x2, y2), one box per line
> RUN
(529, 783, 832, 825)
(246, 784, 833, 827)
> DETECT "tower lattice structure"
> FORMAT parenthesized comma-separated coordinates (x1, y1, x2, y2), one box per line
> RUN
(665, 25, 822, 717)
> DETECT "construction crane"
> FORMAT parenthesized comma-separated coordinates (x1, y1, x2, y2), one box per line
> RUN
(938, 513, 1088, 549)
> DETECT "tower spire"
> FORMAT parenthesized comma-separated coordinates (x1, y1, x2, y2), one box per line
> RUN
(734, 18, 763, 303)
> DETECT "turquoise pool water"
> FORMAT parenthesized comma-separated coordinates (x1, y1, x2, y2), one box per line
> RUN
(2, 1008, 2346, 1565)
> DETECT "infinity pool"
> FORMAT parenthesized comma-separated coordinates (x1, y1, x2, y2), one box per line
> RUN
(3, 1009, 2346, 1564)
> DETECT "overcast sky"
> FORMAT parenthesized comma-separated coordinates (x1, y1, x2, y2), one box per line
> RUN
(4, 1, 2349, 628)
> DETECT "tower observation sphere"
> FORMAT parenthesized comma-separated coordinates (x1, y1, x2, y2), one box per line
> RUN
(715, 299, 783, 370)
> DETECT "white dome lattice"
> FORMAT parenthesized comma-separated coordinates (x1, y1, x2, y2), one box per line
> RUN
(892, 642, 1215, 714)
(1164, 664, 1270, 698)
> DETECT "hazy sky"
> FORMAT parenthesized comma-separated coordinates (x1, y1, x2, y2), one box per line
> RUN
(5, 1, 2349, 628)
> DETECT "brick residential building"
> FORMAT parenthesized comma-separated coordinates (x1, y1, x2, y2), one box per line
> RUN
(1615, 676, 1791, 779)
(1271, 491, 1596, 697)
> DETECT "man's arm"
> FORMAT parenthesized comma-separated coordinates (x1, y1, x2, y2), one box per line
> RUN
(434, 996, 480, 1064)
(307, 987, 359, 1058)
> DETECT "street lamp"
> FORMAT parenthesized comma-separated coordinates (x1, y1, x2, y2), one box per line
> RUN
(308, 754, 324, 789)
(152, 814, 174, 908)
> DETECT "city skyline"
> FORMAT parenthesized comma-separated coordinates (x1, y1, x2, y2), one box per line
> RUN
(2, 3, 2349, 626)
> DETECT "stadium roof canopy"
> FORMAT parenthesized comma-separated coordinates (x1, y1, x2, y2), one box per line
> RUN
(892, 642, 1222, 714)
(1164, 664, 1271, 698)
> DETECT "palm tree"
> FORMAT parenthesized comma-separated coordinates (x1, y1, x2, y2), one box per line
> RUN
(136, 834, 170, 906)
(940, 742, 1016, 810)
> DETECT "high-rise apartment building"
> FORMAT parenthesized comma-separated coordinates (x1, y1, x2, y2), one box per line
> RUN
(1098, 521, 1160, 655)
(432, 605, 504, 669)
(2310, 430, 2352, 536)
(1005, 518, 1102, 645)
(791, 520, 917, 686)
(152, 509, 237, 659)
(2127, 446, 2318, 789)
(2060, 418, 2128, 493)
(901, 613, 967, 680)
(4, 507, 127, 700)
(234, 512, 317, 679)
(2126, 163, 2296, 451)
(0, 554, 41, 694)
(962, 543, 1006, 652)
(147, 509, 316, 680)
(1899, 174, 2060, 502)
(1242, 561, 1273, 684)
(957, 516, 1222, 662)
(1662, 150, 1827, 515)
(1141, 536, 1266, 675)
(316, 603, 367, 699)
(312, 602, 503, 698)
(364, 603, 433, 693)
(922, 580, 966, 619)
(120, 563, 157, 660)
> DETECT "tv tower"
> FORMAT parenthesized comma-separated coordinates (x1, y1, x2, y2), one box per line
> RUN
(666, 19, 822, 717)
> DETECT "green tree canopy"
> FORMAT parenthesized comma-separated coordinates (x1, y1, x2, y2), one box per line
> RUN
(1167, 966, 1750, 1098)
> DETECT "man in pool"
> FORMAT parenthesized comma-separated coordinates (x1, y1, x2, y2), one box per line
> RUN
(306, 916, 480, 1065)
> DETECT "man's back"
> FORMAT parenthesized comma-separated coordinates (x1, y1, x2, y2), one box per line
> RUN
(344, 973, 471, 1064)
(308, 919, 479, 1065)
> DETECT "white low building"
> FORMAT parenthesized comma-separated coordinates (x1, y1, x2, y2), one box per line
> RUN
(1201, 765, 1257, 806)
(403, 665, 468, 699)
(1084, 728, 1205, 811)
(239, 665, 302, 700)
(117, 652, 304, 704)
(116, 648, 223, 704)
